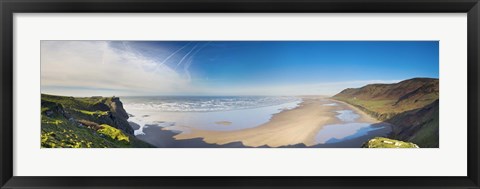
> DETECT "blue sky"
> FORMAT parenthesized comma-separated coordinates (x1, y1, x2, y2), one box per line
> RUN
(41, 41, 438, 96)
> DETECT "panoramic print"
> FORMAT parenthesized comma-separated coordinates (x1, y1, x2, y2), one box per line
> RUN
(41, 41, 439, 148)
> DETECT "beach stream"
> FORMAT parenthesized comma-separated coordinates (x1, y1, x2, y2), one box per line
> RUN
(314, 104, 390, 145)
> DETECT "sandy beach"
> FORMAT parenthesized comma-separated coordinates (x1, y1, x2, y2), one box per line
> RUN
(329, 99, 379, 123)
(171, 96, 383, 147)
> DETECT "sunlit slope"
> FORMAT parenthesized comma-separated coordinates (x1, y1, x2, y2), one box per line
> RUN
(41, 94, 153, 148)
(333, 78, 439, 148)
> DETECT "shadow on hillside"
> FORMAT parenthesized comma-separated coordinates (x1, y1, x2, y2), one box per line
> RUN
(379, 99, 439, 148)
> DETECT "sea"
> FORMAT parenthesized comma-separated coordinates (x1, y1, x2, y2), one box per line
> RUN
(121, 96, 392, 147)
(120, 96, 303, 135)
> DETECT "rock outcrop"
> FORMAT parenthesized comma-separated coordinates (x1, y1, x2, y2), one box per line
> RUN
(362, 137, 419, 148)
(41, 94, 152, 148)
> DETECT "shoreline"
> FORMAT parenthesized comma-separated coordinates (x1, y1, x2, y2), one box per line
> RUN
(127, 95, 390, 148)
(125, 98, 302, 134)
(328, 98, 380, 123)
(172, 96, 382, 147)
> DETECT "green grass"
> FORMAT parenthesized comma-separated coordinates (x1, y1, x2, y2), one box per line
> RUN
(41, 115, 111, 148)
(335, 97, 396, 114)
(333, 97, 397, 120)
(40, 94, 153, 148)
(42, 94, 110, 112)
(74, 109, 109, 117)
(335, 94, 438, 116)
(363, 137, 419, 148)
(98, 124, 130, 143)
(333, 79, 439, 148)
(41, 115, 140, 148)
(409, 109, 439, 148)
(348, 99, 394, 111)
(41, 107, 50, 113)
(41, 116, 63, 125)
(337, 97, 439, 147)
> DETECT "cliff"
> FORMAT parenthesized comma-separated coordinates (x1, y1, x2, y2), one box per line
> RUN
(41, 94, 153, 148)
(386, 100, 439, 147)
(333, 78, 439, 148)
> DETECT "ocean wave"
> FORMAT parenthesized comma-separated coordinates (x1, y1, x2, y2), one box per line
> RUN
(122, 96, 301, 112)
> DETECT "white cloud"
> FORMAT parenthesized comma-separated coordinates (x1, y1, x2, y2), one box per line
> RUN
(41, 41, 401, 97)
(41, 41, 193, 96)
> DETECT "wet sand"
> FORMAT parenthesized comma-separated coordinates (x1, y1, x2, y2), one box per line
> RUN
(135, 124, 250, 148)
(170, 96, 382, 147)
(329, 99, 378, 123)
(215, 121, 232, 126)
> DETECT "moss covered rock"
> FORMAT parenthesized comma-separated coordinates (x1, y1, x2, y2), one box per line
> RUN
(41, 94, 153, 148)
(363, 137, 419, 148)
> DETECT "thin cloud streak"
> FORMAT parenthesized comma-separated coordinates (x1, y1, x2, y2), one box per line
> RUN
(183, 42, 211, 81)
(155, 42, 192, 70)
(41, 41, 423, 97)
(176, 43, 199, 69)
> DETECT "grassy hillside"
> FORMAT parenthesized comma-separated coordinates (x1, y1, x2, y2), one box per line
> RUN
(387, 100, 439, 148)
(333, 78, 439, 148)
(333, 78, 438, 120)
(41, 94, 153, 148)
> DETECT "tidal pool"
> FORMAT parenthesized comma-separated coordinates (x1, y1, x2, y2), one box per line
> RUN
(315, 123, 387, 144)
(315, 109, 390, 144)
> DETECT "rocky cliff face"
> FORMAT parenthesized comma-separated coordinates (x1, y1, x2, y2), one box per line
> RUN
(333, 78, 439, 148)
(105, 97, 134, 135)
(386, 100, 439, 147)
(41, 94, 152, 148)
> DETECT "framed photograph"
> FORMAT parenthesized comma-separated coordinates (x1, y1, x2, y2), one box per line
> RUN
(1, 0, 479, 188)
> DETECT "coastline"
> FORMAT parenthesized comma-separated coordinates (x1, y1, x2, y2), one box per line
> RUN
(124, 96, 390, 148)
(329, 98, 380, 123)
(124, 97, 302, 135)
(172, 96, 383, 147)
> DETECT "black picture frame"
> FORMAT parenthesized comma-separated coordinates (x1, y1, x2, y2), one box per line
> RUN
(1, 0, 479, 188)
